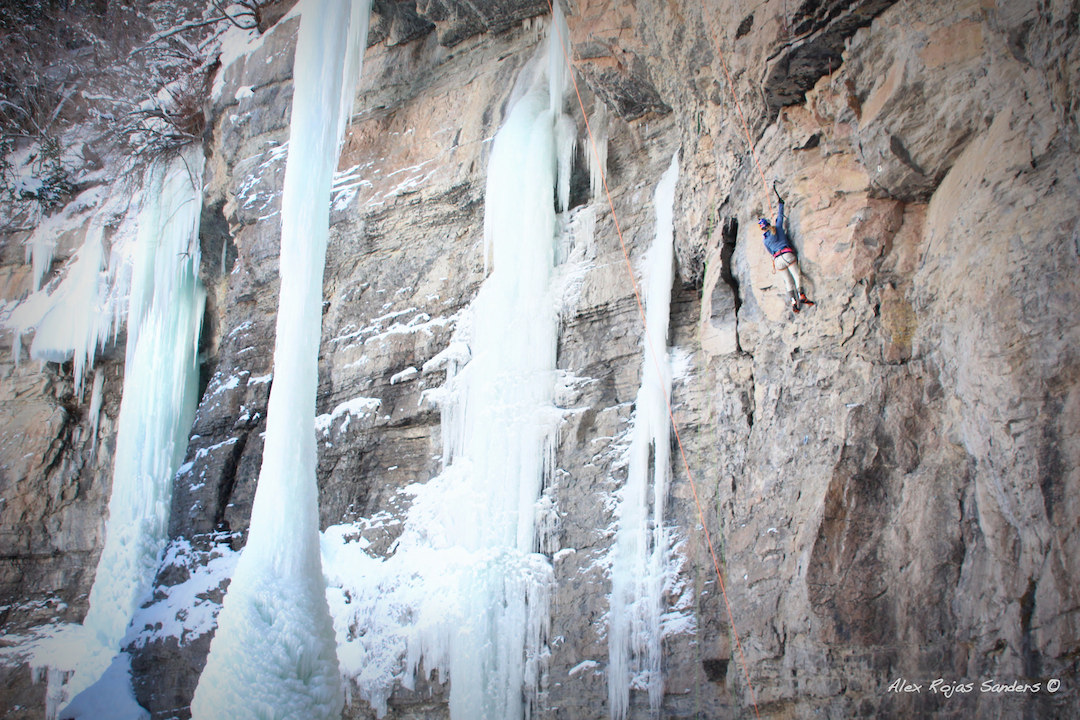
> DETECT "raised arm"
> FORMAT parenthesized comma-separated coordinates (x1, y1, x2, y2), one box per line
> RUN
(773, 180, 785, 229)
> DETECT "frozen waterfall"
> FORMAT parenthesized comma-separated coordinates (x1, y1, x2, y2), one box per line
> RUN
(190, 1, 371, 718)
(607, 152, 681, 720)
(321, 6, 575, 719)
(52, 145, 206, 715)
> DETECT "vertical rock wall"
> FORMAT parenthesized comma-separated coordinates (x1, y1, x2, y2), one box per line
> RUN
(1, 0, 1077, 718)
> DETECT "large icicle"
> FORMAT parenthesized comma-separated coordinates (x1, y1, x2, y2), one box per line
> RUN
(607, 152, 680, 720)
(427, 19, 568, 714)
(6, 216, 113, 397)
(587, 101, 609, 201)
(24, 224, 108, 397)
(190, 1, 371, 718)
(54, 145, 207, 711)
(321, 6, 574, 719)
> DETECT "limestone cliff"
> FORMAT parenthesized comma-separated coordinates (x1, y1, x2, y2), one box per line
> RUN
(1, 0, 1077, 718)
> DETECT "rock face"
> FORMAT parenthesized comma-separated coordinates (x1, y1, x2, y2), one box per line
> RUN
(1, 0, 1078, 718)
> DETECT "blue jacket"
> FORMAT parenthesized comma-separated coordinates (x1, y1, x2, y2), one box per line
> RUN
(762, 200, 792, 256)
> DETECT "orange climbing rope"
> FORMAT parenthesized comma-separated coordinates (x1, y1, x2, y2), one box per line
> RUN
(710, 26, 776, 218)
(543, 3, 761, 717)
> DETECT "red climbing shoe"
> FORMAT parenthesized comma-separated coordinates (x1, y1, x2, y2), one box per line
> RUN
(791, 296, 800, 313)
(799, 292, 815, 307)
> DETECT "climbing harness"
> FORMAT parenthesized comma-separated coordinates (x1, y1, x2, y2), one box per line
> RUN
(772, 247, 794, 273)
(542, 2, 761, 716)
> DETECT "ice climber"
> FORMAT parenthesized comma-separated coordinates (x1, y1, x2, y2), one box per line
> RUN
(760, 181, 814, 313)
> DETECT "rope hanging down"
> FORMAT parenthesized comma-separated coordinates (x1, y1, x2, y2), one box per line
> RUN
(709, 27, 775, 219)
(542, 2, 761, 717)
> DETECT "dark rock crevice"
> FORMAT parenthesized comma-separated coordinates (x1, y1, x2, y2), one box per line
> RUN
(762, 0, 899, 117)
(370, 0, 437, 47)
(412, 0, 549, 47)
(39, 405, 75, 487)
(807, 405, 896, 647)
(577, 60, 673, 121)
(735, 13, 754, 40)
(213, 431, 249, 534)
(718, 215, 742, 316)
(1036, 393, 1066, 525)
(1019, 578, 1041, 680)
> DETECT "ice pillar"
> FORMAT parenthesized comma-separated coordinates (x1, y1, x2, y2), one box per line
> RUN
(191, 1, 371, 718)
(607, 152, 680, 720)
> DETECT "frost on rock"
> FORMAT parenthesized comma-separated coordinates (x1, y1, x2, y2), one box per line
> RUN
(321, 7, 575, 719)
(607, 153, 688, 720)
(191, 1, 372, 719)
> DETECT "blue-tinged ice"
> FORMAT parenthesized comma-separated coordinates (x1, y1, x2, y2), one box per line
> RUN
(53, 652, 149, 720)
(191, 2, 371, 719)
(607, 152, 681, 720)
(322, 6, 574, 719)
(40, 145, 207, 717)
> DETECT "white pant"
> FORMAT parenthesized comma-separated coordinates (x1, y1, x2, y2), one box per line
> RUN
(774, 251, 802, 295)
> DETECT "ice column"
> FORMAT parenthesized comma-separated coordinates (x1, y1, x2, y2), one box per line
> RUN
(607, 152, 680, 720)
(325, 7, 574, 719)
(191, 1, 370, 718)
(421, 10, 573, 720)
(61, 146, 206, 704)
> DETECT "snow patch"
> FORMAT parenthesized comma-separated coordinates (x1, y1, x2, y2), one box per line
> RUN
(569, 660, 600, 677)
(389, 366, 417, 385)
(127, 539, 240, 648)
(314, 396, 382, 436)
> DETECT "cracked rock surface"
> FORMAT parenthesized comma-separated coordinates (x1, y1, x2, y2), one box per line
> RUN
(1, 0, 1077, 718)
